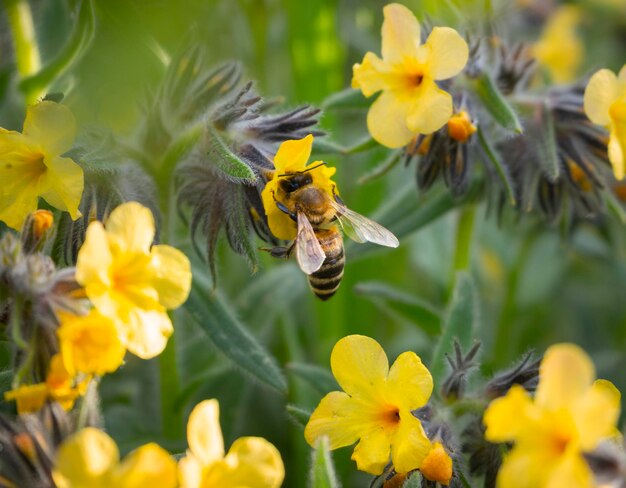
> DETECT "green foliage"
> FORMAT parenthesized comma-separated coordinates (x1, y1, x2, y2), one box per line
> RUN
(309, 437, 341, 488)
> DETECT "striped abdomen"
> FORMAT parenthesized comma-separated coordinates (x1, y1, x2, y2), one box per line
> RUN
(309, 229, 344, 301)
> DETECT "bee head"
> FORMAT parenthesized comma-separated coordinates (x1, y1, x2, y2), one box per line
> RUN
(277, 162, 325, 194)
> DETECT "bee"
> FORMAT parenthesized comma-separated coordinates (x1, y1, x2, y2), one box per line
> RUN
(265, 164, 399, 300)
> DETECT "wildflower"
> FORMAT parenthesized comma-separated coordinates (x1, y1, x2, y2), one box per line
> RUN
(53, 427, 177, 488)
(532, 5, 583, 83)
(483, 343, 621, 488)
(57, 309, 126, 376)
(0, 101, 83, 230)
(584, 65, 626, 180)
(178, 399, 284, 487)
(352, 3, 468, 148)
(260, 134, 337, 240)
(304, 334, 433, 475)
(75, 201, 192, 359)
(21, 209, 54, 253)
(4, 354, 87, 414)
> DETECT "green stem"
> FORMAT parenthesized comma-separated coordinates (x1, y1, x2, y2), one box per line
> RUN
(3, 0, 40, 97)
(492, 234, 536, 365)
(450, 205, 476, 292)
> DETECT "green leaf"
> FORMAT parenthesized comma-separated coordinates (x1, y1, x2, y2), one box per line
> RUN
(19, 0, 97, 101)
(185, 278, 287, 392)
(430, 272, 478, 385)
(287, 362, 338, 394)
(206, 126, 257, 181)
(322, 87, 369, 110)
(309, 437, 341, 488)
(286, 403, 312, 428)
(477, 128, 517, 206)
(353, 281, 441, 335)
(402, 474, 422, 488)
(535, 103, 560, 182)
(473, 72, 523, 133)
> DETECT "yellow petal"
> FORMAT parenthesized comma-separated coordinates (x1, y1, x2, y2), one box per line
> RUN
(423, 27, 469, 80)
(178, 454, 203, 488)
(419, 442, 453, 485)
(304, 391, 368, 449)
(39, 156, 84, 220)
(544, 446, 593, 488)
(390, 409, 431, 474)
(54, 428, 119, 487)
(483, 385, 535, 442)
(57, 309, 126, 376)
(574, 379, 621, 451)
(618, 64, 626, 85)
(406, 81, 453, 135)
(122, 307, 173, 359)
(608, 122, 626, 180)
(381, 3, 420, 64)
(0, 176, 40, 230)
(222, 437, 285, 488)
(150, 245, 192, 309)
(23, 101, 76, 156)
(187, 399, 225, 466)
(367, 90, 414, 148)
(352, 52, 394, 97)
(114, 443, 178, 488)
(496, 445, 553, 488)
(535, 343, 594, 411)
(76, 221, 113, 291)
(4, 383, 48, 414)
(330, 335, 389, 401)
(273, 134, 313, 173)
(105, 202, 155, 254)
(385, 351, 433, 410)
(351, 426, 392, 475)
(584, 69, 620, 126)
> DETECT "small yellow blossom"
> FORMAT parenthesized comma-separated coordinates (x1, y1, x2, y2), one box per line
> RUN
(304, 335, 433, 475)
(420, 442, 453, 485)
(53, 427, 178, 488)
(30, 209, 54, 237)
(4, 354, 87, 414)
(584, 65, 626, 180)
(57, 309, 126, 376)
(352, 3, 469, 148)
(483, 343, 621, 488)
(532, 6, 583, 84)
(178, 399, 285, 488)
(75, 202, 192, 359)
(261, 134, 337, 240)
(447, 111, 477, 143)
(0, 101, 83, 230)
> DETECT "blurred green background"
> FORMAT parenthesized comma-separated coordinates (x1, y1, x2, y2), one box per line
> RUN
(2, 0, 626, 486)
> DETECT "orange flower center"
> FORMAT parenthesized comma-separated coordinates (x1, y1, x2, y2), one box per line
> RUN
(379, 405, 401, 428)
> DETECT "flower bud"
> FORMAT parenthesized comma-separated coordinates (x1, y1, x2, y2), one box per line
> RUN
(447, 111, 477, 143)
(420, 442, 453, 486)
(21, 210, 54, 254)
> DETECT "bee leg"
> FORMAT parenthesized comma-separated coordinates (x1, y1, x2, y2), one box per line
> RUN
(259, 242, 295, 259)
(275, 200, 297, 222)
(332, 185, 346, 206)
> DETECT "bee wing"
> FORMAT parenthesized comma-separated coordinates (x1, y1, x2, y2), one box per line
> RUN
(330, 199, 399, 248)
(296, 211, 326, 275)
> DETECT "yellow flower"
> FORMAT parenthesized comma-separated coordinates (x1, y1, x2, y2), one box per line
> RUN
(261, 134, 337, 240)
(4, 354, 87, 414)
(75, 201, 192, 359)
(420, 442, 453, 485)
(304, 335, 433, 475)
(483, 343, 621, 488)
(584, 65, 626, 180)
(447, 111, 477, 143)
(57, 309, 126, 376)
(179, 399, 285, 488)
(0, 101, 83, 230)
(532, 6, 583, 84)
(53, 427, 178, 488)
(352, 3, 469, 148)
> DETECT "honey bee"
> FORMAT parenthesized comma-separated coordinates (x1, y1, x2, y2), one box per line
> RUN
(265, 164, 399, 300)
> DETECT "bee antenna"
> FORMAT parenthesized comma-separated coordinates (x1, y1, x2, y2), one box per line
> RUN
(277, 162, 327, 177)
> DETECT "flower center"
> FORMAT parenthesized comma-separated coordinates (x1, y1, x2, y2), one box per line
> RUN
(379, 405, 401, 428)
(410, 73, 424, 88)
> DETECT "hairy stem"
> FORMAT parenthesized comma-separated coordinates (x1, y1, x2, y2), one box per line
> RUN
(450, 205, 476, 291)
